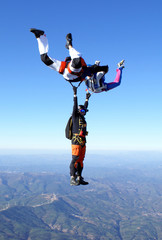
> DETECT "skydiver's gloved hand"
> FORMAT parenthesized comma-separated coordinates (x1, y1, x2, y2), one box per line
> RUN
(86, 92, 91, 100)
(73, 86, 77, 95)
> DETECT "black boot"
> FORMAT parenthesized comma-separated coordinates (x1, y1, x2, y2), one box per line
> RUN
(77, 176, 89, 185)
(30, 28, 44, 38)
(65, 33, 73, 49)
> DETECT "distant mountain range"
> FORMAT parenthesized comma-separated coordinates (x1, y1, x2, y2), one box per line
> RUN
(0, 154, 162, 239)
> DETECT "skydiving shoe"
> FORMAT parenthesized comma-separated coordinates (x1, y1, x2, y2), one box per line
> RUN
(117, 59, 125, 69)
(70, 176, 79, 186)
(95, 60, 100, 66)
(30, 28, 44, 38)
(65, 33, 73, 49)
(76, 176, 89, 185)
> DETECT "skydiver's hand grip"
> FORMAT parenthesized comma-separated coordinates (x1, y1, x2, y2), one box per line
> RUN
(73, 86, 77, 95)
(86, 92, 91, 100)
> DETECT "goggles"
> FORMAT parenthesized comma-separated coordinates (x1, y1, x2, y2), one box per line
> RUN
(80, 109, 86, 113)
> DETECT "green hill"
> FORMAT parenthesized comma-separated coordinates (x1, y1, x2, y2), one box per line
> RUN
(0, 160, 162, 239)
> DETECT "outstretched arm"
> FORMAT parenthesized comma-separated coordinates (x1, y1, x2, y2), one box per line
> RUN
(84, 92, 91, 109)
(72, 87, 78, 116)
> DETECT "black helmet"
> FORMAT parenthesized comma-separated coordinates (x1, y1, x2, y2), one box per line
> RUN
(71, 57, 82, 69)
(78, 105, 89, 112)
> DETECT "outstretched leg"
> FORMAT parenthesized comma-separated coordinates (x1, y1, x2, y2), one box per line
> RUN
(30, 28, 62, 72)
(65, 33, 82, 59)
(66, 35, 87, 74)
(104, 60, 125, 91)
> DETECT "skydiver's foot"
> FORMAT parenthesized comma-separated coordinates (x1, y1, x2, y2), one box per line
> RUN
(65, 33, 73, 49)
(76, 176, 89, 185)
(30, 28, 44, 38)
(117, 59, 125, 69)
(95, 60, 100, 66)
(70, 176, 80, 186)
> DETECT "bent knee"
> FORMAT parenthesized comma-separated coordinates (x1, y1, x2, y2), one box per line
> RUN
(41, 53, 53, 66)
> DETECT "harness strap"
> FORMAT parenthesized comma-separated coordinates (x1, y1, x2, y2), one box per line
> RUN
(69, 80, 82, 89)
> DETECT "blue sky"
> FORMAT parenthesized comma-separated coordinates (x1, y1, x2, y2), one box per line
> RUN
(0, 0, 162, 153)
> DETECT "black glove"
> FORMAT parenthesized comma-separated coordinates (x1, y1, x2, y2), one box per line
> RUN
(86, 92, 91, 100)
(73, 86, 77, 95)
